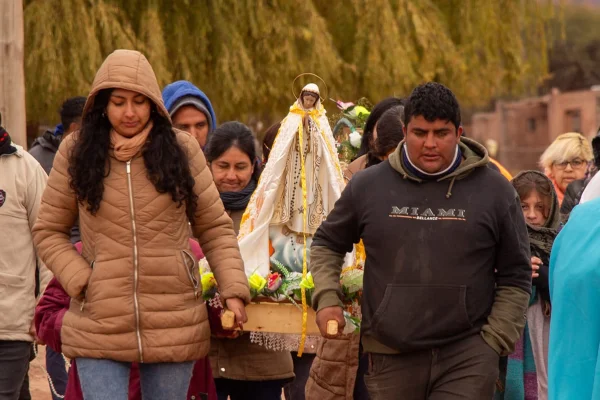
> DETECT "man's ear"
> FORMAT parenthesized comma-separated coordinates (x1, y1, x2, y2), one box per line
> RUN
(68, 122, 81, 134)
(457, 125, 463, 141)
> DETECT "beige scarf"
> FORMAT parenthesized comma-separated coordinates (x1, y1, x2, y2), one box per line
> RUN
(110, 121, 154, 162)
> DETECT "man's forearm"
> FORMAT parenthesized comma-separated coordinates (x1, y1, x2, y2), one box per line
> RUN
(310, 245, 345, 311)
(481, 285, 530, 356)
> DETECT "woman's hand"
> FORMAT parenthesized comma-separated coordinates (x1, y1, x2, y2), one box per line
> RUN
(224, 297, 248, 329)
(531, 256, 542, 279)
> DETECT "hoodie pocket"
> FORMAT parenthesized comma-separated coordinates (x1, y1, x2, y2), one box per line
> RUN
(371, 284, 472, 350)
(181, 250, 200, 299)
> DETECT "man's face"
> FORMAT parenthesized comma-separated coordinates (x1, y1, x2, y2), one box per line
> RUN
(403, 115, 462, 173)
(172, 105, 210, 147)
(64, 118, 82, 137)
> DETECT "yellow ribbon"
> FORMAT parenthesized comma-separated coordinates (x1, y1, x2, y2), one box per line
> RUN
(297, 116, 309, 357)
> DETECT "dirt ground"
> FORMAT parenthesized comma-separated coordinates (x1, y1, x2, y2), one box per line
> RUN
(29, 345, 54, 400)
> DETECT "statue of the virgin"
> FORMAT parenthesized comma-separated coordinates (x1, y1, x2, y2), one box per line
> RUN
(238, 80, 347, 277)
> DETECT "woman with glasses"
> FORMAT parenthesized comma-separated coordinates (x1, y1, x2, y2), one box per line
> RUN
(539, 132, 593, 206)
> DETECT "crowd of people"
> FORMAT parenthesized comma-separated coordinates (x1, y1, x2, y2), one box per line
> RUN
(1, 48, 599, 400)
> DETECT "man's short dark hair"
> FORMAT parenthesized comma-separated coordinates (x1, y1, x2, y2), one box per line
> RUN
(59, 96, 86, 129)
(403, 82, 461, 129)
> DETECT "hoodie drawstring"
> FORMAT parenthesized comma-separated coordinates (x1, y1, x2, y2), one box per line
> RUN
(446, 176, 457, 199)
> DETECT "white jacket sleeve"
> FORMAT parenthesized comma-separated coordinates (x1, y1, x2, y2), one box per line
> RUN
(26, 158, 52, 297)
(580, 173, 600, 205)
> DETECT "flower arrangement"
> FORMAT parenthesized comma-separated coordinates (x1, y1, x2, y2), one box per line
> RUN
(331, 98, 372, 164)
(199, 257, 364, 333)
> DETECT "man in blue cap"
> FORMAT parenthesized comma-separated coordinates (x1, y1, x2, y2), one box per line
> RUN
(162, 80, 217, 149)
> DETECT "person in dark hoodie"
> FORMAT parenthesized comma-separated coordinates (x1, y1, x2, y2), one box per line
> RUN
(162, 80, 217, 149)
(29, 97, 86, 175)
(309, 82, 531, 399)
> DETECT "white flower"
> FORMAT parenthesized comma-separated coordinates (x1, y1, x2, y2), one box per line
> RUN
(349, 131, 362, 148)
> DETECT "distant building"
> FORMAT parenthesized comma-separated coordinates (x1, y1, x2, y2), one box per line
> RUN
(469, 88, 600, 173)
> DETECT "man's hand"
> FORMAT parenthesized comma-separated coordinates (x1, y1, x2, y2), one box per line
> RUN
(316, 306, 345, 338)
(224, 298, 248, 330)
(29, 320, 44, 345)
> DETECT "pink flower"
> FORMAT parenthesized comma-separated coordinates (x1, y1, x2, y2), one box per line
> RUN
(266, 272, 283, 293)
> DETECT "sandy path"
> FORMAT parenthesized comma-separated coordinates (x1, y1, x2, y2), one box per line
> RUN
(29, 345, 55, 400)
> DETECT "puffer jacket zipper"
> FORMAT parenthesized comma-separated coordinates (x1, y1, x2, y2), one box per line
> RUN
(126, 160, 144, 362)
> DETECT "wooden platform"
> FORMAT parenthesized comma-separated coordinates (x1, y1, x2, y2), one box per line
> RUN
(224, 302, 320, 334)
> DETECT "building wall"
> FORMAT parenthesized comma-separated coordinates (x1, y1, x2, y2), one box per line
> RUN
(470, 88, 600, 174)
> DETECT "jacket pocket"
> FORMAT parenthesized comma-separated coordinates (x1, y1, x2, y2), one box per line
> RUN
(371, 284, 472, 350)
(0, 272, 30, 332)
(181, 250, 201, 299)
(0, 271, 27, 288)
(80, 260, 95, 311)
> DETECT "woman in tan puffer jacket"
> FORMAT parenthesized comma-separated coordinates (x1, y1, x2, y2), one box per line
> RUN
(32, 49, 251, 400)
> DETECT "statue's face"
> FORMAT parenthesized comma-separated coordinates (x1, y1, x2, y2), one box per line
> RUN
(302, 93, 318, 109)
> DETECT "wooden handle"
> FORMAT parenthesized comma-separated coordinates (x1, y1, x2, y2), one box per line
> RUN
(221, 309, 236, 330)
(327, 320, 339, 335)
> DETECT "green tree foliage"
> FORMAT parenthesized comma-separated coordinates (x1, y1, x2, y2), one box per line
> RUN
(24, 0, 558, 124)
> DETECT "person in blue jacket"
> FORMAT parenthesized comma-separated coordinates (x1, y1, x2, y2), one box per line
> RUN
(549, 197, 600, 399)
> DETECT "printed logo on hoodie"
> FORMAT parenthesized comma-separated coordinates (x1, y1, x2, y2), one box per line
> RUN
(389, 206, 466, 221)
(0, 190, 5, 208)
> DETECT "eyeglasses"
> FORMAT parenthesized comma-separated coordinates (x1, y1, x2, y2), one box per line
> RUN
(554, 158, 587, 170)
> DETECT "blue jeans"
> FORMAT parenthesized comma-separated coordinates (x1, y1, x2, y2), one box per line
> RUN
(77, 358, 194, 400)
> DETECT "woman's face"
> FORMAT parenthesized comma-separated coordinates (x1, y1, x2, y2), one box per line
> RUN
(106, 89, 152, 137)
(210, 146, 254, 193)
(521, 189, 548, 227)
(548, 157, 587, 192)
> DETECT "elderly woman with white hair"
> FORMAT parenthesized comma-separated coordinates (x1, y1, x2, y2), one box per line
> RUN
(539, 132, 593, 206)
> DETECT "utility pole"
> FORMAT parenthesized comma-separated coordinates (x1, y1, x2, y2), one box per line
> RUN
(0, 0, 27, 148)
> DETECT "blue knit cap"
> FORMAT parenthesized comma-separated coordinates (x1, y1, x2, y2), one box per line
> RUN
(162, 81, 217, 132)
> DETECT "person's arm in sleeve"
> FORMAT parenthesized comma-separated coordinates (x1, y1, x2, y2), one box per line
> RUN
(311, 179, 360, 311)
(25, 157, 54, 298)
(32, 137, 89, 298)
(185, 136, 250, 303)
(481, 196, 532, 356)
(34, 277, 71, 353)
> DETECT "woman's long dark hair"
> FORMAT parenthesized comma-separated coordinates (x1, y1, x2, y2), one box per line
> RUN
(356, 97, 404, 160)
(204, 121, 261, 183)
(68, 89, 198, 221)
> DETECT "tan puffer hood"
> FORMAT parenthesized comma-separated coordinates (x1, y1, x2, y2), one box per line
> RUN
(33, 49, 250, 363)
(83, 49, 171, 122)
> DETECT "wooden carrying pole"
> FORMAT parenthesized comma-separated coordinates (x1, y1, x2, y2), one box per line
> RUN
(0, 0, 27, 147)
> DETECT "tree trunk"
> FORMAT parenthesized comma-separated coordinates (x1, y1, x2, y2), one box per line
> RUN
(0, 0, 26, 148)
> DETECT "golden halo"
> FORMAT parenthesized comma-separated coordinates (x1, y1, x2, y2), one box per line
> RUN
(292, 73, 328, 102)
